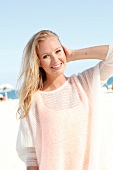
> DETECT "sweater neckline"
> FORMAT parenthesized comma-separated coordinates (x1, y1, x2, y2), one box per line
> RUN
(38, 77, 70, 94)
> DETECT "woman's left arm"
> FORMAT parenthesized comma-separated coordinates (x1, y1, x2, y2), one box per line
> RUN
(64, 45, 109, 62)
(64, 44, 113, 82)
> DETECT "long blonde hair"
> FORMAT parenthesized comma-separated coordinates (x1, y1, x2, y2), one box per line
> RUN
(17, 30, 59, 118)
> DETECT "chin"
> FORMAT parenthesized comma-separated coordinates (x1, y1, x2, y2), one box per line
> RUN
(52, 70, 65, 77)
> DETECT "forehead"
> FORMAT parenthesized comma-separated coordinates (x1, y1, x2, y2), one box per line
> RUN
(37, 36, 61, 52)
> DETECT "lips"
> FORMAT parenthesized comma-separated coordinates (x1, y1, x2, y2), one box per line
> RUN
(51, 63, 62, 70)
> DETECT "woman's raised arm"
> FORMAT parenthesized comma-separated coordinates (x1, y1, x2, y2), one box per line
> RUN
(63, 45, 109, 62)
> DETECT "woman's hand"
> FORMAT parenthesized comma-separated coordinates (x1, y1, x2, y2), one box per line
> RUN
(62, 46, 73, 62)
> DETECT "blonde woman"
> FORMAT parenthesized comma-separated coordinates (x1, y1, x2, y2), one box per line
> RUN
(16, 30, 113, 170)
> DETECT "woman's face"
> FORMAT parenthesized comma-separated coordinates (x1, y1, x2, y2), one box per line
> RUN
(37, 36, 66, 80)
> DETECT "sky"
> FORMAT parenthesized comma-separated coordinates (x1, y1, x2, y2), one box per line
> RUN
(0, 0, 113, 88)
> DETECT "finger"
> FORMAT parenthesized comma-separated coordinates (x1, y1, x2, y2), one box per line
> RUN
(62, 45, 71, 57)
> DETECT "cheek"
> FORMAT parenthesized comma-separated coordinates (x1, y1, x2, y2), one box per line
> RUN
(40, 60, 50, 68)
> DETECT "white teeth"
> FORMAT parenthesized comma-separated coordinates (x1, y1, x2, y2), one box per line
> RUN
(52, 64, 61, 68)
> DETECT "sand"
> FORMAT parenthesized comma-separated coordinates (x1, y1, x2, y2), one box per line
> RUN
(0, 99, 25, 170)
(0, 90, 113, 170)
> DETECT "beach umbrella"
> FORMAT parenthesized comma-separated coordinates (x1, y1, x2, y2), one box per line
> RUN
(0, 83, 14, 99)
(105, 77, 113, 89)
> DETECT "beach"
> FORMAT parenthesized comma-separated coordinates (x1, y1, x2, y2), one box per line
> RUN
(0, 99, 25, 170)
(0, 90, 113, 170)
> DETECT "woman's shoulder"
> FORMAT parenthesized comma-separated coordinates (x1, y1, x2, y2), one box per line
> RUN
(69, 67, 95, 90)
(31, 90, 39, 103)
(68, 74, 82, 86)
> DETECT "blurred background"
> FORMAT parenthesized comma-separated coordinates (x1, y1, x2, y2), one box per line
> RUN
(0, 1, 113, 169)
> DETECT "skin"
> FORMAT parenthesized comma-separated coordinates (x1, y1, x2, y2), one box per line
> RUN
(64, 45, 109, 62)
(37, 36, 67, 91)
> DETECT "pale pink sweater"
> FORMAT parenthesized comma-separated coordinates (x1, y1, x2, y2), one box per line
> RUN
(16, 45, 113, 170)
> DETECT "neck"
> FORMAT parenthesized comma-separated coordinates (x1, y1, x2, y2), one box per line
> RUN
(43, 75, 67, 91)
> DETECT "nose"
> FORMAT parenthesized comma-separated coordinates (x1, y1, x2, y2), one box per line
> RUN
(51, 55, 58, 64)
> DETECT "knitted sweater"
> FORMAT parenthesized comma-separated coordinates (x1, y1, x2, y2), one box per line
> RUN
(16, 45, 113, 170)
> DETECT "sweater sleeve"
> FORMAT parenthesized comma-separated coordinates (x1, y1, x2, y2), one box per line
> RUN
(16, 101, 39, 167)
(76, 45, 113, 170)
(99, 44, 113, 83)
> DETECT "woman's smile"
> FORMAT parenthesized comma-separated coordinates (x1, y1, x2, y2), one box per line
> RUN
(51, 63, 62, 70)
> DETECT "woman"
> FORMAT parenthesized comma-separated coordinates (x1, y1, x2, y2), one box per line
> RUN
(16, 30, 113, 170)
